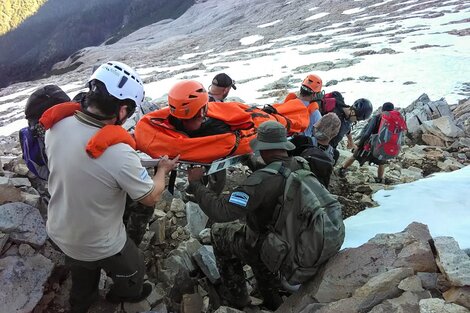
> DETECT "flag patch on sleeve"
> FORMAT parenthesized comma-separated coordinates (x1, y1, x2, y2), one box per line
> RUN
(140, 168, 150, 181)
(229, 191, 250, 207)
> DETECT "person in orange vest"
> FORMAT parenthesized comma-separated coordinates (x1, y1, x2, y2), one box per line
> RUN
(44, 61, 178, 312)
(283, 74, 323, 137)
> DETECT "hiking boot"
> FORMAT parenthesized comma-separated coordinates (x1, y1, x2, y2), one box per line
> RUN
(375, 177, 393, 184)
(338, 167, 348, 178)
(105, 282, 152, 304)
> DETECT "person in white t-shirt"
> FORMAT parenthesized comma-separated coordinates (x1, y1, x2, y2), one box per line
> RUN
(45, 61, 178, 313)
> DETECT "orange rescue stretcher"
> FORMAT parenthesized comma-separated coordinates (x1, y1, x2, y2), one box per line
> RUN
(135, 101, 309, 163)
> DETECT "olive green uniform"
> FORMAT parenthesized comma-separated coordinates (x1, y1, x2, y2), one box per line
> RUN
(188, 155, 301, 310)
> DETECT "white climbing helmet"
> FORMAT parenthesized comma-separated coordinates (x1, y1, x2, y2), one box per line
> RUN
(88, 61, 145, 106)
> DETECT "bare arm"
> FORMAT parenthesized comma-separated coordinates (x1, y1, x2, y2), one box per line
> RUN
(139, 155, 179, 206)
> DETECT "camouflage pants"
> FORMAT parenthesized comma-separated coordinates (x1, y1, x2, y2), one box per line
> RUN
(211, 221, 282, 310)
(123, 195, 154, 246)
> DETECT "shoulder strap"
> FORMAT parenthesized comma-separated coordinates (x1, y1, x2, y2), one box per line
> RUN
(260, 161, 291, 178)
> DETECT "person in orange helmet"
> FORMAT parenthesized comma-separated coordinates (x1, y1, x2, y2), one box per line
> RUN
(168, 80, 232, 136)
(283, 74, 324, 137)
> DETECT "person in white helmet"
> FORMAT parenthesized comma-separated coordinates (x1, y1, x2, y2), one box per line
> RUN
(45, 61, 178, 312)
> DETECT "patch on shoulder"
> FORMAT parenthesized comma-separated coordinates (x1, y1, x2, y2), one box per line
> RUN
(140, 168, 150, 181)
(229, 191, 250, 207)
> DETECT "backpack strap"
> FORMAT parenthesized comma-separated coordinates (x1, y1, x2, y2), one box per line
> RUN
(260, 161, 291, 178)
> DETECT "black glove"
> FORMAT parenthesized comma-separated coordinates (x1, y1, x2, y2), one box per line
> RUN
(262, 105, 278, 114)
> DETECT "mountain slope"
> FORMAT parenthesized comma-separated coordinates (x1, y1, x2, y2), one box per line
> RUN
(0, 0, 47, 35)
(0, 0, 194, 88)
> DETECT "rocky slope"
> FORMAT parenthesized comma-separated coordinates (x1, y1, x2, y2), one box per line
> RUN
(0, 94, 469, 313)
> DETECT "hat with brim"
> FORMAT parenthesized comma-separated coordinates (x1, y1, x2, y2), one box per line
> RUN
(250, 121, 296, 151)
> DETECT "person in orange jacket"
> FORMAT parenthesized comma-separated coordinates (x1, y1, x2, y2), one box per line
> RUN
(283, 74, 323, 137)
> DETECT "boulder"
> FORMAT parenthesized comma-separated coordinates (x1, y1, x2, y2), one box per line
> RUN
(185, 201, 209, 238)
(419, 298, 469, 313)
(0, 254, 54, 313)
(276, 223, 436, 313)
(0, 202, 47, 247)
(404, 94, 453, 134)
(368, 291, 431, 313)
(433, 237, 470, 286)
(0, 184, 22, 205)
(444, 287, 470, 309)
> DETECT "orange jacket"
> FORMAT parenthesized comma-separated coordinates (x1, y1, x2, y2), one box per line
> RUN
(283, 92, 319, 115)
(135, 101, 309, 163)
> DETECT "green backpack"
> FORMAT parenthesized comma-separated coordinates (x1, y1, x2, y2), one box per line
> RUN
(259, 157, 345, 285)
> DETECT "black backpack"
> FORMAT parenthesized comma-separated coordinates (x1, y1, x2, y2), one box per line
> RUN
(19, 85, 70, 180)
(289, 135, 335, 189)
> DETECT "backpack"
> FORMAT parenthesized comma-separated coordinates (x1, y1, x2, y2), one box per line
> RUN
(300, 145, 334, 189)
(19, 125, 49, 180)
(370, 110, 407, 161)
(259, 157, 345, 285)
(319, 91, 346, 115)
(19, 85, 70, 180)
(290, 135, 334, 189)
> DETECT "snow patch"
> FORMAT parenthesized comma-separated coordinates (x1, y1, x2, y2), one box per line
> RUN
(257, 20, 281, 28)
(240, 35, 264, 46)
(342, 7, 367, 15)
(305, 12, 330, 21)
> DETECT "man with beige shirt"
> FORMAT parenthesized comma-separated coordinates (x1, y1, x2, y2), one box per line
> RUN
(45, 61, 178, 312)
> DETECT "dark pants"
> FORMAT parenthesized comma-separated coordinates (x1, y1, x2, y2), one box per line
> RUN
(65, 237, 145, 313)
(211, 222, 282, 310)
(123, 195, 154, 246)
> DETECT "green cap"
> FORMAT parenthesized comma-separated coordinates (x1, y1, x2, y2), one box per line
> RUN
(250, 121, 295, 151)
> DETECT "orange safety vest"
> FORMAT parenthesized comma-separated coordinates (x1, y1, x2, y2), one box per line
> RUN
(135, 101, 309, 163)
(39, 102, 136, 158)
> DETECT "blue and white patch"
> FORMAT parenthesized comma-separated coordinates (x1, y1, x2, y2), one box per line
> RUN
(140, 168, 150, 181)
(229, 191, 250, 207)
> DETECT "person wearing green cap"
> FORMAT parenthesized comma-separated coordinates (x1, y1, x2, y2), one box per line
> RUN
(186, 121, 303, 310)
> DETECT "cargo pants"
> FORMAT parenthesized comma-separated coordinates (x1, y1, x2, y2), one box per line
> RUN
(211, 221, 283, 310)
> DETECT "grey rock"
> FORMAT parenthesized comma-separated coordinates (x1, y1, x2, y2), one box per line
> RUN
(417, 272, 438, 290)
(185, 201, 209, 238)
(214, 306, 244, 313)
(0, 202, 47, 247)
(419, 298, 470, 313)
(149, 216, 166, 244)
(353, 267, 414, 311)
(199, 228, 211, 244)
(20, 191, 41, 208)
(0, 184, 22, 205)
(0, 254, 54, 313)
(10, 177, 31, 187)
(160, 238, 202, 285)
(0, 232, 9, 253)
(18, 243, 35, 257)
(369, 291, 431, 313)
(434, 237, 470, 286)
(193, 245, 220, 284)
(170, 198, 185, 212)
(147, 283, 166, 307)
(276, 223, 436, 313)
(398, 276, 424, 292)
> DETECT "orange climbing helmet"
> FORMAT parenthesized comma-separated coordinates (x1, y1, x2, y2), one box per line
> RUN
(168, 80, 209, 119)
(301, 74, 322, 93)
